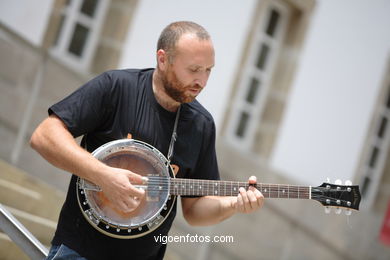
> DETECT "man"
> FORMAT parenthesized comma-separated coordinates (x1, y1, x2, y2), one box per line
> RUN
(30, 21, 264, 260)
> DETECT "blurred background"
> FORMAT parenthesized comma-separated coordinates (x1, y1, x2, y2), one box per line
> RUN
(0, 0, 390, 259)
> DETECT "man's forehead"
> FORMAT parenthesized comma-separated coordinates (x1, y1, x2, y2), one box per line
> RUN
(176, 33, 213, 48)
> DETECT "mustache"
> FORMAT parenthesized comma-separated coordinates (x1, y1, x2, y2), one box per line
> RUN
(188, 84, 203, 90)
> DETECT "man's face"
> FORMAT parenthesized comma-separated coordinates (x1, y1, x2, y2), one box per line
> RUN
(159, 34, 215, 104)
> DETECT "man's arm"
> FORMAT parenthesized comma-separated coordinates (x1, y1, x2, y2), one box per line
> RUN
(181, 176, 264, 226)
(30, 114, 145, 212)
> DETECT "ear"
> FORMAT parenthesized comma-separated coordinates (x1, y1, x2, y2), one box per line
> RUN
(157, 49, 168, 71)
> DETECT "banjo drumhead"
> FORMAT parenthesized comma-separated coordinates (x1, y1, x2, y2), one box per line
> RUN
(77, 139, 172, 236)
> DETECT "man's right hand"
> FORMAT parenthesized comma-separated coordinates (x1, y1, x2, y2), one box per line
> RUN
(97, 167, 146, 213)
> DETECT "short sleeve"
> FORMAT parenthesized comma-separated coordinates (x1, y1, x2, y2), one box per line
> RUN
(48, 72, 114, 137)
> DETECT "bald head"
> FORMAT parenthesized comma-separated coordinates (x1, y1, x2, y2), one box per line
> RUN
(157, 21, 211, 62)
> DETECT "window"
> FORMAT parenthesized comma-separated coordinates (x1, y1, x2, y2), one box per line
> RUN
(246, 78, 261, 104)
(80, 0, 99, 17)
(227, 1, 290, 150)
(360, 82, 390, 206)
(68, 23, 90, 56)
(50, 0, 109, 71)
(236, 111, 250, 138)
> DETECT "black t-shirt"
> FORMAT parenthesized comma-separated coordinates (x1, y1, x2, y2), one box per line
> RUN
(48, 68, 219, 260)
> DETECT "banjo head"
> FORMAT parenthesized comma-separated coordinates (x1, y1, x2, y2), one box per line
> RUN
(77, 139, 176, 239)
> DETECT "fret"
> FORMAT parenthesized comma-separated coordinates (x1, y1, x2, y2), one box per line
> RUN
(298, 186, 300, 199)
(287, 185, 290, 198)
(267, 184, 270, 198)
(271, 184, 277, 198)
(278, 185, 282, 198)
(257, 183, 262, 196)
(234, 181, 239, 195)
(263, 184, 268, 197)
(173, 181, 178, 195)
(279, 185, 288, 199)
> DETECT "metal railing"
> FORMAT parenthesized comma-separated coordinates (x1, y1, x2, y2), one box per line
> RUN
(0, 203, 48, 260)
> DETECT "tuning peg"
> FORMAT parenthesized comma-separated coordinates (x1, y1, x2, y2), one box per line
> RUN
(335, 179, 342, 185)
(345, 209, 352, 216)
(324, 206, 331, 214)
(334, 207, 342, 214)
(345, 180, 352, 186)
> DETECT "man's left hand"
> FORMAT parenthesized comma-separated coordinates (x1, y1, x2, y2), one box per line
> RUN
(234, 176, 264, 213)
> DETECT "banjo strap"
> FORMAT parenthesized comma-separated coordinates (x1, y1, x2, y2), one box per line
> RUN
(167, 105, 181, 164)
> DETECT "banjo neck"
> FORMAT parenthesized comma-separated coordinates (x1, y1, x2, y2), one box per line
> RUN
(166, 178, 361, 211)
(167, 178, 310, 199)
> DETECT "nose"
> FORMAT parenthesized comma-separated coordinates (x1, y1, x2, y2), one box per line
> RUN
(195, 71, 210, 88)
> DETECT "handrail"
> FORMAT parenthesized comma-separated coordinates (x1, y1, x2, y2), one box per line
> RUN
(0, 203, 48, 260)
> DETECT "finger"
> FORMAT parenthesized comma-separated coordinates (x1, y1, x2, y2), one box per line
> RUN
(129, 184, 145, 197)
(246, 189, 258, 210)
(248, 176, 257, 184)
(127, 171, 145, 183)
(125, 173, 146, 197)
(117, 200, 131, 212)
(123, 197, 141, 212)
(248, 176, 257, 197)
(237, 191, 244, 212)
(253, 189, 264, 207)
(239, 187, 249, 212)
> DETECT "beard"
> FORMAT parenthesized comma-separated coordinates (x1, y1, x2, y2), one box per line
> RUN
(159, 66, 202, 104)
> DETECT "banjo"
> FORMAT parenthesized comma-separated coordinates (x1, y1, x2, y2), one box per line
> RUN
(77, 139, 361, 239)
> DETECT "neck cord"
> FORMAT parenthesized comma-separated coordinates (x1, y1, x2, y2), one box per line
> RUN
(167, 105, 181, 164)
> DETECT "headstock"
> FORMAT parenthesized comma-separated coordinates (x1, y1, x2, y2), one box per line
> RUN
(311, 180, 361, 214)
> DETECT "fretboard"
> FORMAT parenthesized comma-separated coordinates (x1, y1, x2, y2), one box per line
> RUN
(169, 178, 311, 199)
